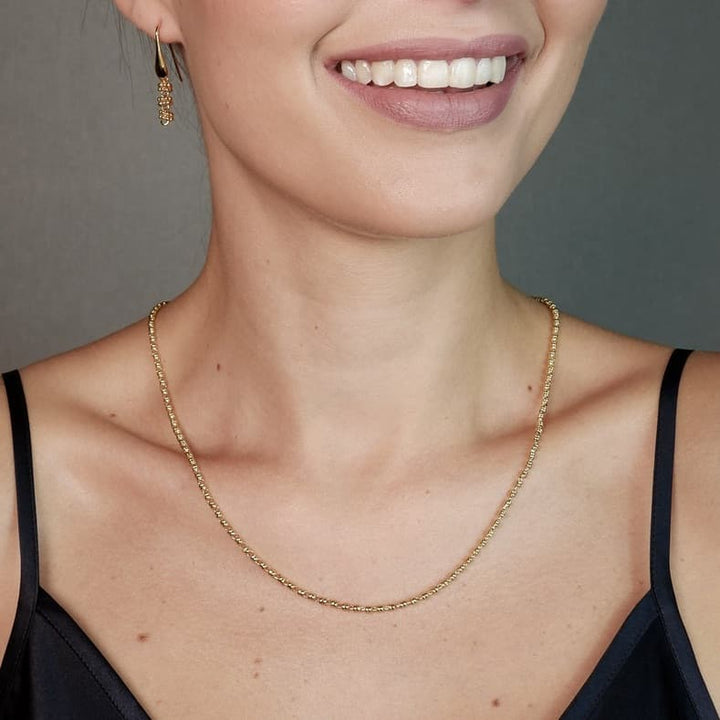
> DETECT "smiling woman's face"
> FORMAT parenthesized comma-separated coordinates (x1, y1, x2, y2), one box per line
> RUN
(121, 0, 607, 239)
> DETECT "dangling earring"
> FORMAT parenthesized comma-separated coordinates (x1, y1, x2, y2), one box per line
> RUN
(154, 26, 183, 126)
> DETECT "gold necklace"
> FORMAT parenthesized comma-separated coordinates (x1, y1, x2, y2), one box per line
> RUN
(148, 296, 559, 613)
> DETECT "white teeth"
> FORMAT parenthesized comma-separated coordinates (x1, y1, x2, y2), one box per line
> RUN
(355, 59, 372, 85)
(370, 60, 394, 86)
(490, 55, 507, 84)
(340, 60, 357, 82)
(449, 57, 477, 88)
(475, 57, 492, 86)
(417, 59, 449, 88)
(338, 55, 511, 89)
(394, 59, 417, 88)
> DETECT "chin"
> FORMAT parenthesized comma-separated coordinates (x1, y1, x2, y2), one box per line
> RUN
(318, 189, 508, 241)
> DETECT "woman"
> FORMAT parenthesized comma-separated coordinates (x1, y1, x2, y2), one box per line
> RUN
(1, 0, 718, 718)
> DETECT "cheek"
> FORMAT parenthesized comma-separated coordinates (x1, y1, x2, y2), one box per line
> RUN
(510, 0, 608, 176)
(179, 1, 338, 97)
(536, 0, 608, 38)
(179, 0, 348, 122)
(533, 0, 608, 77)
(178, 2, 364, 194)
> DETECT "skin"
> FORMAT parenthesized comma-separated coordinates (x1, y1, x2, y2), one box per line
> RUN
(1, 1, 719, 718)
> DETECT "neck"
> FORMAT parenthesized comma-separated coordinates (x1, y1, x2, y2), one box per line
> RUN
(154, 156, 554, 479)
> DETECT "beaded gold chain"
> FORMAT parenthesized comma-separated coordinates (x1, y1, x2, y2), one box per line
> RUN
(147, 296, 559, 612)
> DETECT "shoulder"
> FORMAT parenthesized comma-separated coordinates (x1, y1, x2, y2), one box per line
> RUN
(0, 320, 161, 601)
(0, 318, 171, 660)
(673, 350, 720, 562)
(557, 323, 720, 703)
(13, 317, 166, 469)
(12, 318, 169, 511)
(0, 374, 21, 667)
(671, 349, 720, 707)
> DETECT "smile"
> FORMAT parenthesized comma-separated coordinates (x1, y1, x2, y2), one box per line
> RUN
(335, 56, 510, 92)
(326, 35, 528, 131)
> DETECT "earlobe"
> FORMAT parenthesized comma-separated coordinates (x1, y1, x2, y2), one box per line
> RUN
(112, 0, 183, 44)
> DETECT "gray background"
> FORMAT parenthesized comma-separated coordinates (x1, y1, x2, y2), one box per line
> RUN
(1, 1, 719, 371)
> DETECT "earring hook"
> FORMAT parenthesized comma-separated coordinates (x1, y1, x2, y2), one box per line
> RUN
(154, 25, 184, 82)
(154, 26, 168, 79)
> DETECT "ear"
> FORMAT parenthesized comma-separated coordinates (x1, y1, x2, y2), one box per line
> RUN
(113, 0, 184, 44)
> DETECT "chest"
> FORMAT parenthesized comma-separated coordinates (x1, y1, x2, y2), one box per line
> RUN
(40, 514, 648, 720)
(33, 420, 656, 719)
(60, 585, 638, 720)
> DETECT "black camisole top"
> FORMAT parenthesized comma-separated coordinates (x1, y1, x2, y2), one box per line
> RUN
(0, 348, 718, 719)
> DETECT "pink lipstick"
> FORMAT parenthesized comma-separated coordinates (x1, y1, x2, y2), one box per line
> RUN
(325, 35, 528, 132)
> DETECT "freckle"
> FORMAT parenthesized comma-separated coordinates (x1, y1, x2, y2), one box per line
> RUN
(425, 489, 431, 495)
(254, 657, 263, 664)
(137, 633, 150, 642)
(392, 623, 397, 628)
(258, 606, 265, 612)
(492, 698, 501, 707)
(527, 385, 533, 392)
(253, 671, 260, 679)
(216, 363, 221, 371)
(109, 412, 117, 418)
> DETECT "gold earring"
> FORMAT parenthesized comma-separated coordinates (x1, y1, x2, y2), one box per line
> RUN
(154, 26, 183, 126)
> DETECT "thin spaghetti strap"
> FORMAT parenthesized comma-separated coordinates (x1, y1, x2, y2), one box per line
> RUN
(649, 349, 720, 717)
(650, 348, 693, 592)
(0, 370, 39, 702)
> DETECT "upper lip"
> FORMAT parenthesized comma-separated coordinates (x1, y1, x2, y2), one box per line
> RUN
(324, 34, 528, 68)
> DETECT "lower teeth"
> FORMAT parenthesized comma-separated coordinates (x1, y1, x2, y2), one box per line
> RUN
(370, 83, 494, 92)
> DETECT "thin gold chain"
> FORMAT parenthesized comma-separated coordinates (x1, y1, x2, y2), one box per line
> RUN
(147, 296, 559, 613)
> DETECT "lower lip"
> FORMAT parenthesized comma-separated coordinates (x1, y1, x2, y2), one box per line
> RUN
(329, 55, 524, 132)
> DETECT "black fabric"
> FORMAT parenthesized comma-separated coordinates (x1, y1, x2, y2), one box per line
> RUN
(1, 351, 718, 719)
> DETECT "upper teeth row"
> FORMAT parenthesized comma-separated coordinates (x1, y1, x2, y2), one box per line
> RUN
(339, 56, 507, 89)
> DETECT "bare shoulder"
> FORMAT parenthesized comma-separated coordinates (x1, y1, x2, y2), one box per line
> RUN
(19, 319, 152, 417)
(0, 375, 21, 664)
(14, 318, 164, 475)
(0, 317, 163, 665)
(558, 317, 720, 702)
(13, 316, 162, 504)
(672, 350, 720, 706)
